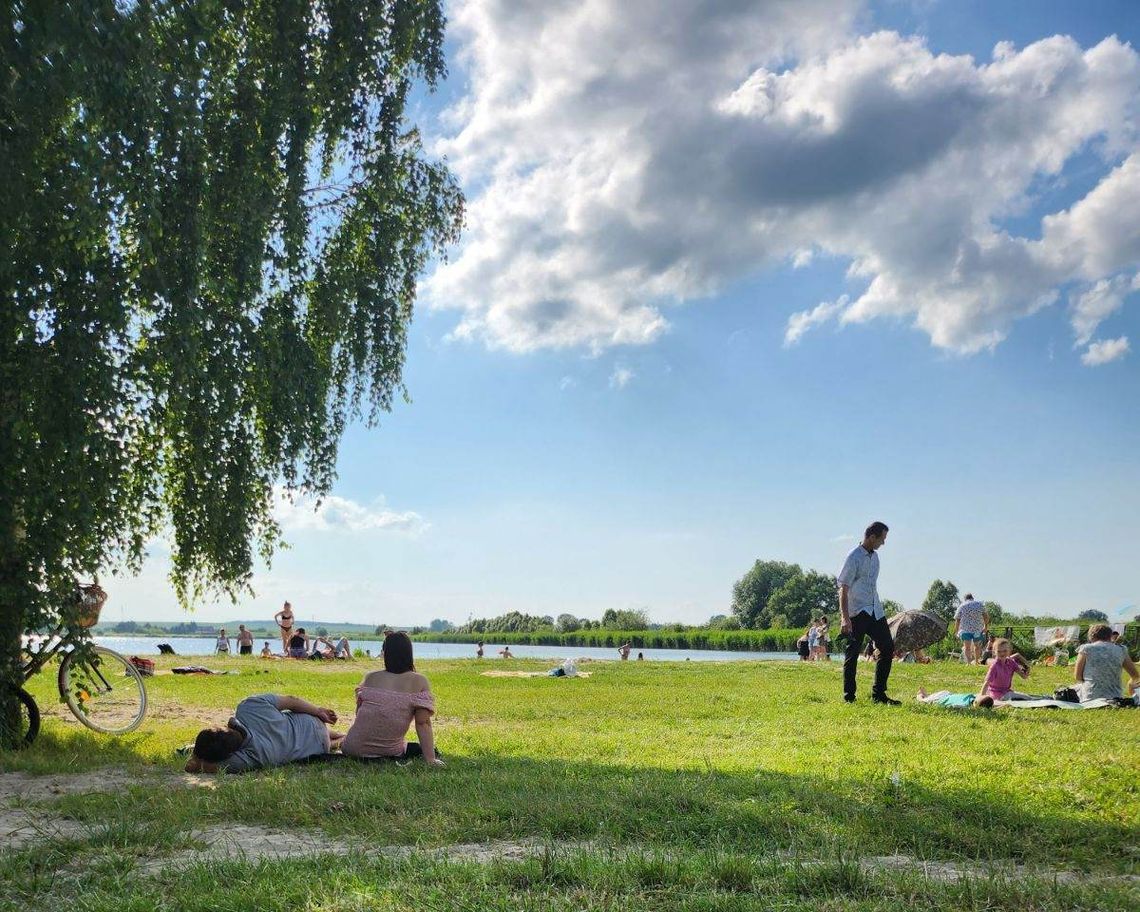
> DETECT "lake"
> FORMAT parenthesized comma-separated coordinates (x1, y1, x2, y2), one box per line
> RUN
(89, 636, 817, 663)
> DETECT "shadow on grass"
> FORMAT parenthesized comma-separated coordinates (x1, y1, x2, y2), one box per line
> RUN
(10, 733, 1133, 874)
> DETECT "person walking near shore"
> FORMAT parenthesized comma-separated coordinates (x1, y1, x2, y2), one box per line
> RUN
(275, 601, 295, 653)
(237, 624, 254, 656)
(838, 521, 899, 705)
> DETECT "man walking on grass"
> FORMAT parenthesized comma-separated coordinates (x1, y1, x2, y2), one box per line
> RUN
(838, 521, 899, 705)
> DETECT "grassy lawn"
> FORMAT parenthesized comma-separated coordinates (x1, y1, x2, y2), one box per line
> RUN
(2, 656, 1137, 910)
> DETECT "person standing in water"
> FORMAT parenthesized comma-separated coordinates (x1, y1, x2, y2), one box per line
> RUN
(838, 521, 898, 705)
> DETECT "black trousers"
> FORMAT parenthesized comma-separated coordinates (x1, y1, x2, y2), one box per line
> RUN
(843, 612, 894, 699)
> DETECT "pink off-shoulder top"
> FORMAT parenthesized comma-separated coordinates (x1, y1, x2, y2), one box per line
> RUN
(342, 685, 435, 758)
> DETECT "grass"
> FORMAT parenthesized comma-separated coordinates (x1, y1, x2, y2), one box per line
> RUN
(2, 655, 1137, 910)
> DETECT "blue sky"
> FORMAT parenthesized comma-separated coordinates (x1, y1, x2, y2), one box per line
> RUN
(115, 1, 1140, 626)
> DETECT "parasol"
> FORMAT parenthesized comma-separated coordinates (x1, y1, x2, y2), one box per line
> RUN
(887, 610, 948, 652)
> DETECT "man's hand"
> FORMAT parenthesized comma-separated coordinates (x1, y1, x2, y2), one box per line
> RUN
(315, 707, 338, 725)
(425, 757, 445, 768)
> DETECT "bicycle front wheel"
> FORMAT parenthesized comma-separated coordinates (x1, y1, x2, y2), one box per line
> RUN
(58, 646, 147, 735)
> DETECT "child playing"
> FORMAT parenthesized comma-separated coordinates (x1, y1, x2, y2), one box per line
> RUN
(980, 638, 1031, 701)
(916, 689, 995, 709)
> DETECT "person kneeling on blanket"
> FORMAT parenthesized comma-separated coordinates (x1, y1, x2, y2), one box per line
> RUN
(185, 694, 345, 773)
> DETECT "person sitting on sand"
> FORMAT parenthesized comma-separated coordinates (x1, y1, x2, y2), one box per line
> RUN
(498, 647, 513, 659)
(334, 636, 351, 659)
(184, 694, 344, 773)
(980, 638, 1031, 702)
(1075, 623, 1140, 703)
(260, 642, 273, 658)
(341, 631, 443, 766)
(916, 688, 995, 709)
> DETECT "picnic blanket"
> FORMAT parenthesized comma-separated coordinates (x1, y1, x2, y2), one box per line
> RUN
(994, 697, 1126, 710)
(480, 670, 592, 678)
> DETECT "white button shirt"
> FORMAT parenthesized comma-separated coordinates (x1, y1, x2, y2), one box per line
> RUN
(837, 545, 883, 620)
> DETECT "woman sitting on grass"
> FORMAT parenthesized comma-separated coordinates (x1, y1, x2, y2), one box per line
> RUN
(341, 631, 444, 766)
(1076, 623, 1140, 703)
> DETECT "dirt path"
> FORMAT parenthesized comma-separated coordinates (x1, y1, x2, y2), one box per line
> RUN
(2, 768, 1136, 884)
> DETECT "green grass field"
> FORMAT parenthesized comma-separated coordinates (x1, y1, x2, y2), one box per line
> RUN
(2, 656, 1137, 910)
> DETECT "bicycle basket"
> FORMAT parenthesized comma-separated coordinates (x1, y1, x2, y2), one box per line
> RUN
(75, 584, 108, 628)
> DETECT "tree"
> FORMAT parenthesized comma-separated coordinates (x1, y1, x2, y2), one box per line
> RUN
(731, 560, 802, 628)
(428, 618, 453, 633)
(882, 600, 904, 617)
(374, 625, 389, 637)
(766, 571, 839, 628)
(602, 608, 650, 630)
(316, 627, 329, 638)
(983, 601, 1004, 623)
(0, 1, 463, 745)
(1077, 609, 1109, 623)
(556, 614, 581, 633)
(921, 580, 961, 622)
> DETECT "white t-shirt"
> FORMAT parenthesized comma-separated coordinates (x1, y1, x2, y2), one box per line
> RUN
(837, 546, 883, 620)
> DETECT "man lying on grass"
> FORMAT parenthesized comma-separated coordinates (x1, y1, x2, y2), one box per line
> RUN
(185, 694, 345, 773)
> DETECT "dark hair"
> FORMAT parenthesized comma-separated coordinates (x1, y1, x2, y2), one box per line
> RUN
(296, 627, 306, 634)
(383, 630, 415, 673)
(289, 633, 305, 648)
(193, 727, 244, 763)
(865, 521, 889, 538)
(1088, 624, 1112, 642)
(964, 593, 974, 600)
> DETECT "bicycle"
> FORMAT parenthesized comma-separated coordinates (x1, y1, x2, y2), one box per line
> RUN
(9, 582, 148, 747)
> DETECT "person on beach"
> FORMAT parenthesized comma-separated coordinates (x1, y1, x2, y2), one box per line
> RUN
(287, 628, 309, 659)
(618, 642, 632, 660)
(499, 646, 513, 659)
(838, 521, 899, 704)
(237, 624, 254, 656)
(310, 636, 336, 660)
(476, 642, 484, 659)
(916, 688, 995, 709)
(979, 632, 997, 664)
(980, 638, 1031, 701)
(185, 694, 345, 773)
(334, 637, 351, 659)
(807, 622, 820, 661)
(341, 631, 444, 766)
(215, 629, 230, 655)
(796, 625, 811, 661)
(274, 601, 296, 653)
(637, 651, 644, 661)
(816, 616, 831, 660)
(954, 593, 989, 664)
(260, 642, 273, 658)
(1075, 624, 1140, 703)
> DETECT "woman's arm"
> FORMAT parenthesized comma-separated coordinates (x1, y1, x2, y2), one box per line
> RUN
(414, 707, 443, 766)
(1123, 656, 1140, 693)
(1073, 653, 1086, 683)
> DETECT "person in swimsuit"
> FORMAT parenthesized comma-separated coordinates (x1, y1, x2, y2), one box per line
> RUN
(274, 601, 295, 653)
(215, 629, 230, 654)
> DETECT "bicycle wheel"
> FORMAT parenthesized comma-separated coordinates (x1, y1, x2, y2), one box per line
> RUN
(0, 688, 40, 747)
(58, 646, 147, 735)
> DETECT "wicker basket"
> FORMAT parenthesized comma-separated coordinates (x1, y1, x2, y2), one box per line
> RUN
(75, 584, 108, 628)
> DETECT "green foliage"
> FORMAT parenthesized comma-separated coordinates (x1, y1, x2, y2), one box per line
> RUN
(1078, 609, 1109, 622)
(731, 560, 802, 628)
(602, 608, 650, 630)
(921, 580, 960, 622)
(457, 612, 555, 634)
(0, 0, 463, 743)
(417, 627, 805, 652)
(556, 613, 581, 633)
(767, 570, 839, 627)
(428, 618, 454, 633)
(983, 600, 1004, 622)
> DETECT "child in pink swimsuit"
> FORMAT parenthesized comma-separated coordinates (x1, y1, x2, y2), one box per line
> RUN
(980, 638, 1030, 701)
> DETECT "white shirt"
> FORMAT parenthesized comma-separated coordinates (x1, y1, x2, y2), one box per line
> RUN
(837, 545, 883, 620)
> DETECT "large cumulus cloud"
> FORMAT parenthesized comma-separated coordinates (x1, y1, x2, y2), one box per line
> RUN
(428, 1, 1140, 362)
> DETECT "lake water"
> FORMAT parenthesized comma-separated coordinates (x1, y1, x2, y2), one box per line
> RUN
(89, 636, 811, 663)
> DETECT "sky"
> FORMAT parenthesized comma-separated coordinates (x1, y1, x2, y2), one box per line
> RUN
(113, 0, 1140, 627)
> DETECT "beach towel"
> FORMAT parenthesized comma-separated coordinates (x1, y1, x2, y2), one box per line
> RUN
(480, 670, 592, 678)
(994, 697, 1126, 709)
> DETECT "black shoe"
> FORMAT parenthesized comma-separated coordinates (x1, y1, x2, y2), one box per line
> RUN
(843, 694, 856, 703)
(872, 695, 901, 706)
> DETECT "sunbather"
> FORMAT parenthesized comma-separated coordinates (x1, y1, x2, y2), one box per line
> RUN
(185, 694, 344, 773)
(916, 688, 995, 709)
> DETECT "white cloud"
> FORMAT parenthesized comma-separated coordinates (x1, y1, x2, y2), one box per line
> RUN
(559, 375, 576, 391)
(273, 488, 427, 535)
(1069, 272, 1140, 346)
(429, 3, 1140, 357)
(1081, 336, 1130, 366)
(785, 295, 850, 346)
(609, 366, 635, 389)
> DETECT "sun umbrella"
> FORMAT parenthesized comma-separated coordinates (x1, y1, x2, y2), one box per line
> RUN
(887, 610, 948, 652)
